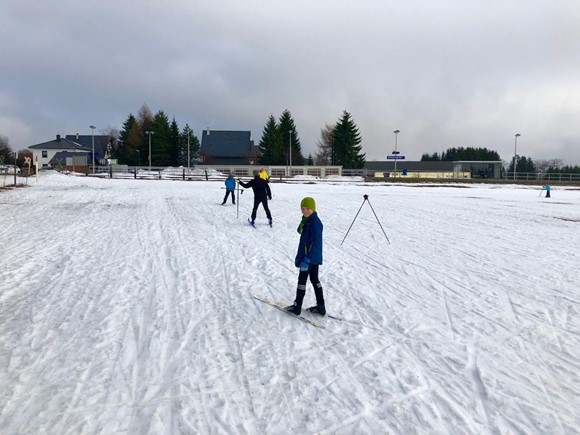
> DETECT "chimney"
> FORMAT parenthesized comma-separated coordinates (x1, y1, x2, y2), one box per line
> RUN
(76, 133, 79, 139)
(206, 127, 210, 136)
(56, 134, 61, 141)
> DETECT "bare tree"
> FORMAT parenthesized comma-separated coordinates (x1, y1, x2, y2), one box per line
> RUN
(315, 124, 334, 165)
(535, 159, 563, 173)
(102, 126, 120, 160)
(0, 135, 14, 164)
(138, 103, 154, 133)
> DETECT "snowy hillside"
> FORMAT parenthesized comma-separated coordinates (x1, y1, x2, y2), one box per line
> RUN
(0, 173, 579, 434)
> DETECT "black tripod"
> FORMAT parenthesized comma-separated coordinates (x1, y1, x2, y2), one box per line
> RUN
(341, 194, 391, 245)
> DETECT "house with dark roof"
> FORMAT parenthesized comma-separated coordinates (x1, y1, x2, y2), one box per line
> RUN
(29, 135, 92, 170)
(49, 151, 92, 172)
(29, 133, 110, 171)
(65, 134, 109, 165)
(200, 129, 260, 165)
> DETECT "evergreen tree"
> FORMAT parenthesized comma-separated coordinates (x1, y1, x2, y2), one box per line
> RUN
(179, 124, 199, 167)
(331, 111, 365, 168)
(117, 114, 141, 165)
(117, 104, 200, 167)
(259, 115, 283, 165)
(169, 117, 180, 166)
(507, 155, 536, 173)
(151, 110, 171, 166)
(278, 110, 304, 165)
(307, 154, 314, 165)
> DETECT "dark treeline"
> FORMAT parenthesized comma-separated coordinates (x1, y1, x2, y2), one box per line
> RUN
(547, 165, 580, 174)
(258, 110, 305, 165)
(421, 147, 500, 161)
(112, 104, 199, 167)
(112, 105, 367, 169)
(259, 109, 366, 168)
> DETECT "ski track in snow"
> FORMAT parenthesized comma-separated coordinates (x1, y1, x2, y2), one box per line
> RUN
(0, 173, 579, 434)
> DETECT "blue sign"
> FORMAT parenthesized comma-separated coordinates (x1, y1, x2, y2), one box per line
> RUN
(387, 156, 405, 160)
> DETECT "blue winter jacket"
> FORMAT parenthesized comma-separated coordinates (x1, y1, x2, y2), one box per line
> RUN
(295, 212, 323, 266)
(225, 177, 236, 190)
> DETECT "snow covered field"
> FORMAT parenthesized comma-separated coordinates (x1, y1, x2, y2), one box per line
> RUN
(1, 172, 579, 434)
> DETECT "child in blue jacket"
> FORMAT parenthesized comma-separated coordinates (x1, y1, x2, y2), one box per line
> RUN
(285, 197, 325, 316)
(222, 174, 236, 205)
(543, 183, 551, 198)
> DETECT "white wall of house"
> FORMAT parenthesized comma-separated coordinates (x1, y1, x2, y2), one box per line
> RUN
(31, 149, 85, 167)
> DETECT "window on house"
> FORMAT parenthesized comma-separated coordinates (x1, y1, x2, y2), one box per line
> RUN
(42, 151, 48, 158)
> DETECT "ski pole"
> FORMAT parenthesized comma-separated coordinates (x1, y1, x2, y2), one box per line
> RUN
(236, 183, 240, 218)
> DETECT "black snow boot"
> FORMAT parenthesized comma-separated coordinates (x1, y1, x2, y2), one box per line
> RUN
(284, 302, 301, 315)
(306, 305, 326, 316)
(285, 289, 305, 315)
(307, 285, 325, 315)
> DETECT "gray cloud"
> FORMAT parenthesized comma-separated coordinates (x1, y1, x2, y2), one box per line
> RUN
(1, 0, 579, 164)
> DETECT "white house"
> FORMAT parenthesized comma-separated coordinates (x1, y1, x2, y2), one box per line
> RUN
(29, 134, 93, 170)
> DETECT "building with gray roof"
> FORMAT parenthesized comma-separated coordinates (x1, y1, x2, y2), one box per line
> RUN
(200, 129, 260, 165)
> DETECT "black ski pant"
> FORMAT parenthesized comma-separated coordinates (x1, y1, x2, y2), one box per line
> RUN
(294, 264, 324, 308)
(251, 196, 272, 221)
(222, 189, 235, 204)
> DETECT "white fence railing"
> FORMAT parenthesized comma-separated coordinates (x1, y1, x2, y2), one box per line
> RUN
(4, 165, 580, 185)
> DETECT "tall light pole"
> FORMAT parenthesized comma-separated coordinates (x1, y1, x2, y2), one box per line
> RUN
(513, 133, 521, 180)
(187, 129, 190, 173)
(89, 125, 96, 174)
(393, 129, 400, 177)
(145, 131, 154, 173)
(289, 130, 292, 176)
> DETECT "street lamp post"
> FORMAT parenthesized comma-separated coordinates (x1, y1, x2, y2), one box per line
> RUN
(145, 131, 154, 173)
(393, 130, 400, 177)
(513, 133, 521, 180)
(187, 130, 190, 174)
(289, 130, 292, 177)
(89, 125, 96, 174)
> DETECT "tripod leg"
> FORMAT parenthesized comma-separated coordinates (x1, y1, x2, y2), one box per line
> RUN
(366, 198, 391, 244)
(341, 198, 367, 245)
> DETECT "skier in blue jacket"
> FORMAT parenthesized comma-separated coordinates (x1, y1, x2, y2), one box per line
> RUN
(285, 197, 325, 316)
(221, 174, 236, 205)
(543, 182, 551, 198)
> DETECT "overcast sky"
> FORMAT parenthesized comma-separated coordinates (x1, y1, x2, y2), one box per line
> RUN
(1, 0, 579, 164)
